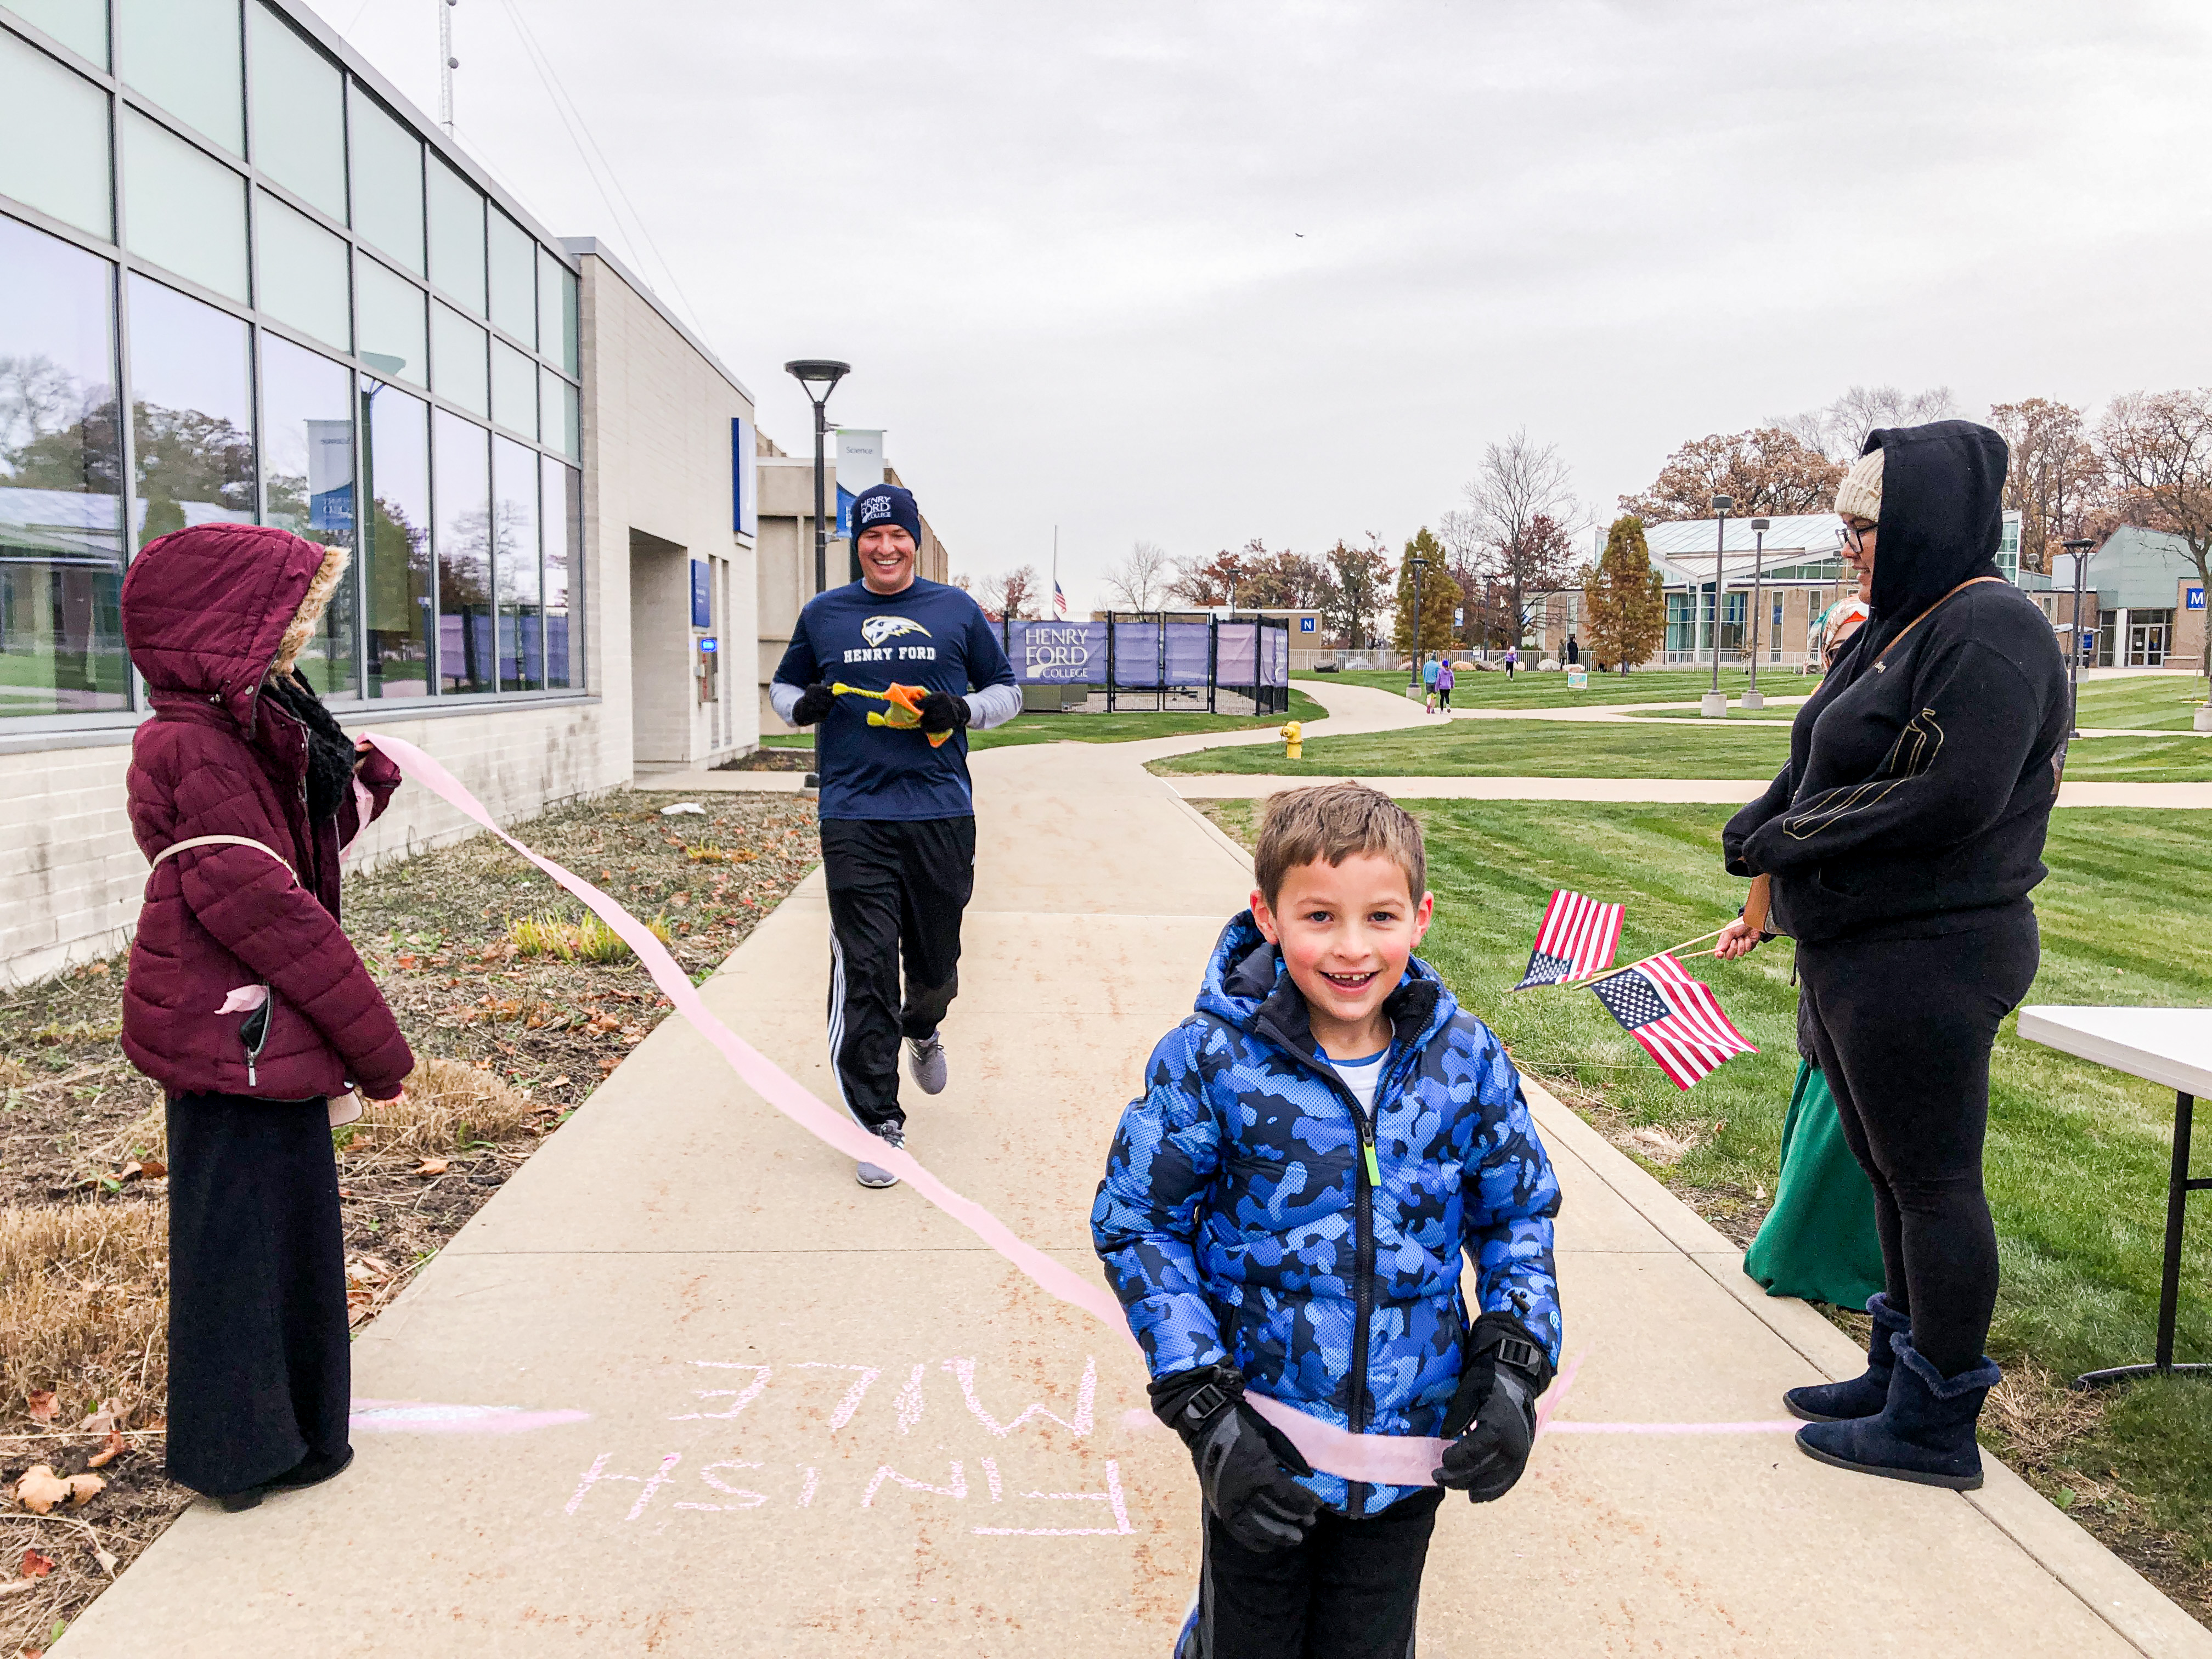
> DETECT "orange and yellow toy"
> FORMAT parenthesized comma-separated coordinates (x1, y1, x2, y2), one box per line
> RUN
(830, 681, 955, 747)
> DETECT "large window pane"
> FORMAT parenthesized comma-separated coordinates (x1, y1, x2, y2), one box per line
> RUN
(246, 2, 343, 221)
(0, 215, 126, 716)
(487, 209, 534, 342)
(12, 0, 110, 68)
(259, 335, 356, 696)
(425, 156, 484, 315)
(362, 380, 429, 697)
(256, 190, 348, 350)
(121, 109, 248, 301)
(347, 84, 421, 275)
(539, 369, 579, 461)
(430, 301, 487, 417)
(490, 339, 535, 438)
(127, 273, 253, 548)
(493, 435, 538, 691)
(0, 31, 114, 239)
(540, 455, 576, 690)
(116, 0, 241, 154)
(355, 253, 425, 387)
(431, 409, 489, 693)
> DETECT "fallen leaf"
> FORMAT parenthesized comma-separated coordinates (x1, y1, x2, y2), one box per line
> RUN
(86, 1533, 118, 1575)
(65, 1472, 104, 1506)
(544, 1076, 571, 1090)
(116, 1161, 143, 1182)
(19, 1549, 53, 1578)
(416, 1159, 449, 1177)
(13, 1466, 68, 1514)
(85, 1430, 125, 1469)
(138, 1158, 166, 1179)
(25, 1391, 56, 1423)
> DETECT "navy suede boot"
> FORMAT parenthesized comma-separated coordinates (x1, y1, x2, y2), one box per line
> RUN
(1796, 1333, 2001, 1491)
(1785, 1292, 1909, 1423)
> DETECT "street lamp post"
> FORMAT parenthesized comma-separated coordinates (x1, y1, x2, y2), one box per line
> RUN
(1701, 494, 1733, 718)
(2062, 535, 2095, 738)
(1743, 517, 1770, 709)
(1405, 555, 1431, 692)
(783, 359, 849, 595)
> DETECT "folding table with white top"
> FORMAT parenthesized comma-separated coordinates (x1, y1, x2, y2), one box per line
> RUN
(2015, 1005, 2212, 1389)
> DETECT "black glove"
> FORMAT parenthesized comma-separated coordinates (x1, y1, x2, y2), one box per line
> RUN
(1434, 1313, 1553, 1503)
(916, 690, 970, 736)
(790, 682, 835, 726)
(1152, 1365, 1321, 1553)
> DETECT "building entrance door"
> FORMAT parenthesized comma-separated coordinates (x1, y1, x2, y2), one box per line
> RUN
(2128, 611, 2172, 667)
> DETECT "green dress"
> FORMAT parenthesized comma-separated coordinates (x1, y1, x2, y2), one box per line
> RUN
(1742, 1059, 1886, 1310)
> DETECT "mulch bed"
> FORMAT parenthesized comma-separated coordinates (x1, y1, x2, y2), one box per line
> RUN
(0, 787, 817, 1655)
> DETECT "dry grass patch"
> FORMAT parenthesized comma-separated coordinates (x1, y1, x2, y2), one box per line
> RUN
(0, 1205, 167, 1426)
(359, 1057, 543, 1155)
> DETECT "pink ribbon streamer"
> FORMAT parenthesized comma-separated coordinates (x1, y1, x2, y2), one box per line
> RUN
(363, 733, 1440, 1486)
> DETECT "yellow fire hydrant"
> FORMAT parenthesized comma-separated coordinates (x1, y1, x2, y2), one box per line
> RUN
(1280, 720, 1303, 760)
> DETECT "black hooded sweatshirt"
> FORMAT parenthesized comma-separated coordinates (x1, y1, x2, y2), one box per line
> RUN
(1722, 420, 2069, 944)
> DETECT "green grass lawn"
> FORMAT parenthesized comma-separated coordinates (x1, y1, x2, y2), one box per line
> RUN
(1154, 715, 2212, 781)
(2071, 675, 2211, 730)
(1304, 667, 1802, 708)
(760, 689, 1327, 752)
(1200, 797, 2212, 1610)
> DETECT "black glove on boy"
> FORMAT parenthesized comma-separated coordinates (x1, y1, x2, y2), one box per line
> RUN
(1434, 1312, 1553, 1503)
(1152, 1365, 1321, 1553)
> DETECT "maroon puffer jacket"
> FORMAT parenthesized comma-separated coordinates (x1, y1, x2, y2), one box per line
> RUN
(120, 523, 414, 1101)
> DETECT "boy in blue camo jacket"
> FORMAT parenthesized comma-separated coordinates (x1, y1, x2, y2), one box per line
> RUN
(1092, 782, 1562, 1658)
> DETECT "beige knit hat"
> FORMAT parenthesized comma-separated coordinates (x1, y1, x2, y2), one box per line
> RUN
(1834, 446, 1884, 523)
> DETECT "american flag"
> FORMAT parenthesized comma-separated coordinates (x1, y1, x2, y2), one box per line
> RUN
(1588, 952, 1756, 1090)
(1053, 580, 1068, 617)
(1515, 888, 1624, 989)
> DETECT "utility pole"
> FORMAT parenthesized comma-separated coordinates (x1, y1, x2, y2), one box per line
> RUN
(438, 0, 457, 135)
(783, 360, 850, 595)
(1743, 517, 1770, 709)
(2062, 536, 2095, 738)
(1702, 494, 1733, 717)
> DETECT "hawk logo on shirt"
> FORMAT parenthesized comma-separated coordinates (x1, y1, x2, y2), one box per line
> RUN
(861, 616, 932, 648)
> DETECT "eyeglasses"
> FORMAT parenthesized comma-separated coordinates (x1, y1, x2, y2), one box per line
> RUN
(1835, 522, 1875, 554)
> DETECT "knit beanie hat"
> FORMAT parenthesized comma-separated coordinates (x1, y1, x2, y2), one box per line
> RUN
(1834, 445, 1884, 523)
(849, 483, 922, 546)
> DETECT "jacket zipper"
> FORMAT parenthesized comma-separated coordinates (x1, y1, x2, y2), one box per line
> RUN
(1340, 1044, 1418, 1441)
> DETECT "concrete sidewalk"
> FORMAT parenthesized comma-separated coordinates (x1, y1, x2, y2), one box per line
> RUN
(58, 685, 2212, 1656)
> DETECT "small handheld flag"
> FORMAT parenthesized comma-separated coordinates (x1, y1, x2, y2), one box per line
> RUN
(1515, 889, 1624, 989)
(1588, 953, 1756, 1090)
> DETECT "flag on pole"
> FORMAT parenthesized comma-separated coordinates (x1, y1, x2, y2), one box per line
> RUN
(1053, 579, 1068, 617)
(1514, 888, 1624, 989)
(1587, 952, 1756, 1090)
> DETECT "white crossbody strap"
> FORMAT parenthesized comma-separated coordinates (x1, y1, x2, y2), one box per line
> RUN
(145, 834, 296, 885)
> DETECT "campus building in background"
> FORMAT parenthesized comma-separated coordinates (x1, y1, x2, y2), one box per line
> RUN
(0, 0, 894, 983)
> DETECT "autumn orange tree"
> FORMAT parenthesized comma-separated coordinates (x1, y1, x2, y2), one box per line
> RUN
(1581, 516, 1667, 673)
(1620, 428, 1841, 523)
(1987, 398, 2106, 574)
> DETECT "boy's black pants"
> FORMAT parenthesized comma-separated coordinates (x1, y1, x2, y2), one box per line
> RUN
(1180, 1487, 1445, 1658)
(821, 815, 976, 1135)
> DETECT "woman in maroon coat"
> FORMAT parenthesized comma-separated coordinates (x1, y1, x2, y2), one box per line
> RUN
(121, 522, 414, 1509)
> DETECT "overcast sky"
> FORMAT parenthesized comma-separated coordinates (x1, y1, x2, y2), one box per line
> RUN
(340, 0, 2212, 610)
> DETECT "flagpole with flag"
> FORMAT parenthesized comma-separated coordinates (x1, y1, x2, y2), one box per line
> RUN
(1053, 524, 1068, 617)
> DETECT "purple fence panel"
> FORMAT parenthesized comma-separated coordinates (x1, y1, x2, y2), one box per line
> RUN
(1216, 622, 1259, 685)
(1113, 622, 1162, 686)
(1266, 625, 1290, 686)
(1163, 622, 1212, 684)
(1008, 620, 1105, 682)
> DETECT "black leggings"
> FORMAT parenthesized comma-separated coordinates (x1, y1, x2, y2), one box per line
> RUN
(1796, 908, 2038, 1376)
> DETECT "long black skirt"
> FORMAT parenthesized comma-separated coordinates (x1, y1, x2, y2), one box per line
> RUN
(166, 1091, 351, 1496)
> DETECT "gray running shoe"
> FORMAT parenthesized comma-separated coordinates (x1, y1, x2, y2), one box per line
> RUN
(907, 1032, 948, 1096)
(856, 1121, 905, 1189)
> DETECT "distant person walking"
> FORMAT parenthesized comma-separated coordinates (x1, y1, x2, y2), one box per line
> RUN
(1434, 656, 1455, 710)
(773, 484, 1021, 1188)
(1503, 645, 1517, 679)
(120, 523, 413, 1512)
(1564, 635, 1579, 666)
(1717, 421, 2067, 1492)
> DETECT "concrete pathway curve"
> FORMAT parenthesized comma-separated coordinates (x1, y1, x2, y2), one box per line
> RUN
(61, 684, 2212, 1656)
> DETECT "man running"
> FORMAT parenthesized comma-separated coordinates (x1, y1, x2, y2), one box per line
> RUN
(771, 483, 1020, 1188)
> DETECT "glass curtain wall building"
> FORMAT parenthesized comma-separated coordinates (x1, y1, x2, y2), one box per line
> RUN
(0, 0, 584, 726)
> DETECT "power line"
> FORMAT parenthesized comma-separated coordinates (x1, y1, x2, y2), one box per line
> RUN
(489, 0, 707, 335)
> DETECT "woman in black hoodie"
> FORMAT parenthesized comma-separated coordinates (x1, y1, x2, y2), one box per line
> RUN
(1716, 420, 2068, 1491)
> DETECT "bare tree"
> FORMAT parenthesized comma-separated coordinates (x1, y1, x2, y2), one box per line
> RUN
(978, 565, 1042, 620)
(2098, 390, 2212, 691)
(1103, 540, 1171, 611)
(1772, 385, 1960, 462)
(1464, 429, 1583, 646)
(1987, 398, 2106, 574)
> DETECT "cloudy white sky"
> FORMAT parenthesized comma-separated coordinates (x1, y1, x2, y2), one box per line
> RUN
(338, 0, 2212, 609)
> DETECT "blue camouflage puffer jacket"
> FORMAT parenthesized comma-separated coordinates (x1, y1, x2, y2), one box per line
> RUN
(1091, 912, 1562, 1516)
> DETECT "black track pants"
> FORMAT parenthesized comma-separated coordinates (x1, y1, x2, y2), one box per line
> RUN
(821, 815, 977, 1135)
(1796, 907, 2039, 1376)
(1178, 1488, 1445, 1659)
(165, 1091, 351, 1496)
